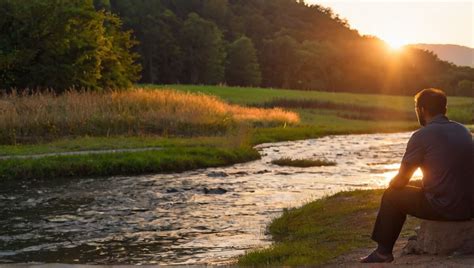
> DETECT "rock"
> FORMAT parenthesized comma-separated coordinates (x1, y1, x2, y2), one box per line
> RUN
(231, 171, 249, 176)
(203, 187, 227, 195)
(403, 220, 474, 255)
(207, 171, 229, 178)
(166, 188, 179, 193)
(255, 169, 270, 174)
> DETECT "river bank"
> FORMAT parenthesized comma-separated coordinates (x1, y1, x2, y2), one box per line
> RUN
(1, 132, 423, 264)
(238, 188, 420, 266)
(2, 85, 472, 181)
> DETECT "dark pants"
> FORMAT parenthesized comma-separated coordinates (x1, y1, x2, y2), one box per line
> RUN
(371, 186, 448, 251)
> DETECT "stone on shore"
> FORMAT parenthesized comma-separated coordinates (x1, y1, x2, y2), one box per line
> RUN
(403, 220, 474, 255)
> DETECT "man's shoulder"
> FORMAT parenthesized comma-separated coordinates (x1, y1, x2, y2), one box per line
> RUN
(447, 120, 471, 132)
(423, 119, 470, 135)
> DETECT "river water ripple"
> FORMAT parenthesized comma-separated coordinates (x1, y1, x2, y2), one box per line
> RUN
(0, 132, 420, 265)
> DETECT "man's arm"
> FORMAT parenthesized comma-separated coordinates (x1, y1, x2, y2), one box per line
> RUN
(391, 130, 424, 189)
(389, 162, 418, 189)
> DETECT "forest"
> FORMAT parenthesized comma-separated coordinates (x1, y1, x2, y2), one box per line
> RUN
(1, 0, 473, 96)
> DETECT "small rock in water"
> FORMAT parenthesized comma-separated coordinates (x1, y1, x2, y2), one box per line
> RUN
(207, 171, 229, 178)
(255, 169, 270, 174)
(203, 187, 227, 195)
(166, 188, 179, 193)
(232, 171, 249, 176)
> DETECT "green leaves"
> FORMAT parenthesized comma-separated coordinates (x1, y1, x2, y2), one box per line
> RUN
(0, 0, 140, 91)
(180, 13, 226, 85)
(225, 36, 261, 87)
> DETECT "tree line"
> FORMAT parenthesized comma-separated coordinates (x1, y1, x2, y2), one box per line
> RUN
(1, 0, 473, 96)
(106, 0, 473, 96)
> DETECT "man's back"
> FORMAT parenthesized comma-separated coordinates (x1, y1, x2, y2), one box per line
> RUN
(471, 135, 474, 217)
(404, 115, 473, 219)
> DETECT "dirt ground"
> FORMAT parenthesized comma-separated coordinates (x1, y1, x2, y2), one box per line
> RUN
(325, 238, 474, 267)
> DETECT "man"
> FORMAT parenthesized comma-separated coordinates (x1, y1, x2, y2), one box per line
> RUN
(361, 88, 474, 263)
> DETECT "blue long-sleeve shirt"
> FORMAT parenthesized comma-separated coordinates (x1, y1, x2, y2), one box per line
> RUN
(402, 114, 473, 220)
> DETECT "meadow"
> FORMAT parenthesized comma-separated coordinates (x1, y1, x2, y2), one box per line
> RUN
(0, 88, 297, 145)
(149, 84, 473, 124)
(150, 85, 473, 143)
(0, 85, 472, 181)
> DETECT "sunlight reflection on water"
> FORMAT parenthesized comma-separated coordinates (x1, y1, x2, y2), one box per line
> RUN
(0, 132, 417, 265)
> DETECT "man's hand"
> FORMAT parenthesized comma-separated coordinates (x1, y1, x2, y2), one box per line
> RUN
(388, 162, 418, 189)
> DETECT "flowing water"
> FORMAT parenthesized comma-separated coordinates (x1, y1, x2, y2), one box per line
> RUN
(0, 132, 421, 265)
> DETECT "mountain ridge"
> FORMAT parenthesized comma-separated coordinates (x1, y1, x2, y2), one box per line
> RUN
(408, 44, 474, 67)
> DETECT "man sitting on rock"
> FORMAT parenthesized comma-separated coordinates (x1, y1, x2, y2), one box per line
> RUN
(361, 88, 474, 263)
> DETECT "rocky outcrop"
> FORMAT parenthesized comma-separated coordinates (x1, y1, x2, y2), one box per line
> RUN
(403, 220, 474, 255)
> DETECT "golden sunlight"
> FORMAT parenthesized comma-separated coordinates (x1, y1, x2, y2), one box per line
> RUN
(381, 164, 423, 186)
(384, 37, 407, 51)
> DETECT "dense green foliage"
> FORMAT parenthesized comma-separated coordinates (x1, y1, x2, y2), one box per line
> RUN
(0, 0, 140, 91)
(226, 36, 262, 86)
(108, 0, 473, 96)
(1, 0, 472, 94)
(180, 13, 226, 84)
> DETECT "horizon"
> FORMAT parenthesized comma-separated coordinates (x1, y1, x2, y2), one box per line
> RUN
(309, 0, 474, 49)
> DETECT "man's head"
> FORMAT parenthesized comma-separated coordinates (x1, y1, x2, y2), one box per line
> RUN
(414, 88, 447, 126)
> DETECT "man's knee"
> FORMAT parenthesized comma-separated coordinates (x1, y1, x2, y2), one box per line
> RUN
(382, 187, 402, 204)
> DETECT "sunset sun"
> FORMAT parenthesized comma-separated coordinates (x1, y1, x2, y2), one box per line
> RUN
(384, 37, 408, 51)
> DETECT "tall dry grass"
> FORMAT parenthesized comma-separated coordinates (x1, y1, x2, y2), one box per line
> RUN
(0, 88, 298, 144)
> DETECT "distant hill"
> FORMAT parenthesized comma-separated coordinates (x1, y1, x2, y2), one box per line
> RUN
(408, 44, 474, 67)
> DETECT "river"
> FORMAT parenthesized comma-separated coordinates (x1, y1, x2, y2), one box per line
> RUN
(0, 132, 421, 265)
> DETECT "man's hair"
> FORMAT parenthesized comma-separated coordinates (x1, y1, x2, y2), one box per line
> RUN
(414, 88, 447, 116)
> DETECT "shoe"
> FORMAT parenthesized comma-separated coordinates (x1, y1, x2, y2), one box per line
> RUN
(360, 250, 394, 263)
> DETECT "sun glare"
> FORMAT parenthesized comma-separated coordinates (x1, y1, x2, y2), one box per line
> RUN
(384, 37, 407, 51)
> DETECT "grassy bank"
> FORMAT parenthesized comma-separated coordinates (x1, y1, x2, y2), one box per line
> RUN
(0, 138, 259, 182)
(0, 87, 292, 181)
(1, 85, 472, 181)
(238, 188, 420, 266)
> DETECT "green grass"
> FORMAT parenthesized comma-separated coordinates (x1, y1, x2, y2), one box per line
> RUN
(149, 84, 473, 124)
(271, 157, 336, 167)
(2, 85, 472, 180)
(0, 135, 244, 156)
(238, 188, 421, 266)
(0, 144, 259, 182)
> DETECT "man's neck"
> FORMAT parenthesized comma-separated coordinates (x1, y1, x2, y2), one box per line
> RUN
(425, 114, 447, 125)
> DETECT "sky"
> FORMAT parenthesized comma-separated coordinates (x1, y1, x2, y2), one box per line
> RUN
(307, 0, 473, 48)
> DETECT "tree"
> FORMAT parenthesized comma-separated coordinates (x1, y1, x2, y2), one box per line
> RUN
(260, 35, 299, 88)
(225, 36, 261, 86)
(97, 12, 141, 89)
(180, 13, 225, 84)
(457, 80, 473, 97)
(93, 0, 110, 10)
(0, 0, 140, 91)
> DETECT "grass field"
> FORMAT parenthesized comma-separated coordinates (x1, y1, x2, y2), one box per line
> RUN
(148, 84, 473, 124)
(149, 84, 472, 143)
(1, 85, 472, 180)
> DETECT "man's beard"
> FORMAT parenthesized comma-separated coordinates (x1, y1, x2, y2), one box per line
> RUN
(417, 110, 426, 126)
